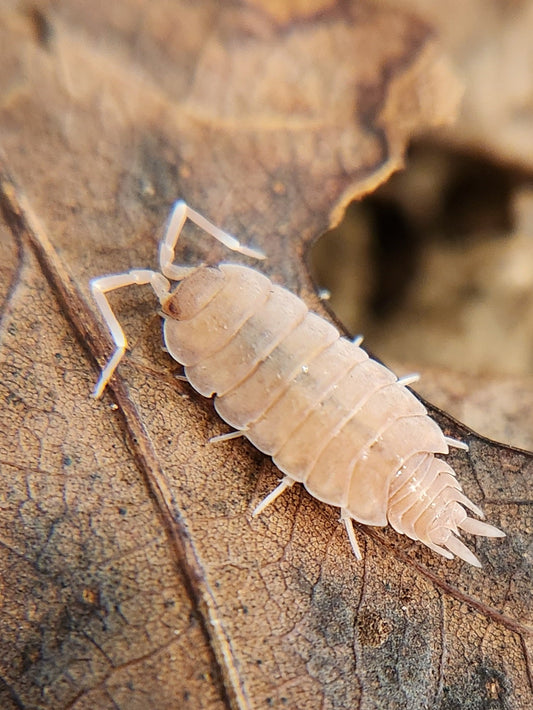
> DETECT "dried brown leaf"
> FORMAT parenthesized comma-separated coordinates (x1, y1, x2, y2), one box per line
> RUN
(386, 0, 533, 169)
(0, 2, 530, 710)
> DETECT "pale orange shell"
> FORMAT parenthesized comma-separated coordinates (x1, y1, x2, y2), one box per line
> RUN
(162, 263, 503, 563)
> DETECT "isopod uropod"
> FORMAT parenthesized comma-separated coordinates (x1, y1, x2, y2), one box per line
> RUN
(91, 201, 505, 567)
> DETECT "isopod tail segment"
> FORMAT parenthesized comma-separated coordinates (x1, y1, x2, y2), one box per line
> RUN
(90, 200, 265, 398)
(250, 468, 504, 567)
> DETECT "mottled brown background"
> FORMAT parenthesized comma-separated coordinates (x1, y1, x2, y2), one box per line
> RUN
(0, 1, 531, 709)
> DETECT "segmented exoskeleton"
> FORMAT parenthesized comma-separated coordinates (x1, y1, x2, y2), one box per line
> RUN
(91, 201, 505, 566)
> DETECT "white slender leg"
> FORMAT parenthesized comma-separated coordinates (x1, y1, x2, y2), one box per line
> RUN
(352, 334, 364, 347)
(91, 269, 170, 398)
(397, 373, 420, 387)
(444, 436, 470, 452)
(159, 200, 265, 281)
(340, 510, 363, 560)
(209, 430, 246, 444)
(252, 477, 295, 518)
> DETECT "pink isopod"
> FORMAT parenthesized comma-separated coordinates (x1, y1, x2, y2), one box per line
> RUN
(91, 201, 505, 567)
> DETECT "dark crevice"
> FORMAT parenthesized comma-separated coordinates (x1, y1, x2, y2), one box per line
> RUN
(312, 141, 529, 330)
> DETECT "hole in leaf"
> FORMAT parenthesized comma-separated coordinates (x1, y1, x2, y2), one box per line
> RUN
(311, 142, 531, 377)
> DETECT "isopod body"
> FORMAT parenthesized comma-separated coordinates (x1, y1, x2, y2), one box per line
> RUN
(91, 201, 505, 567)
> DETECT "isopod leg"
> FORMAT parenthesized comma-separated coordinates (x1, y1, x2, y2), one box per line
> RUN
(209, 429, 246, 444)
(91, 270, 171, 398)
(340, 510, 363, 560)
(444, 436, 470, 452)
(397, 373, 420, 387)
(252, 477, 295, 518)
(159, 200, 265, 281)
